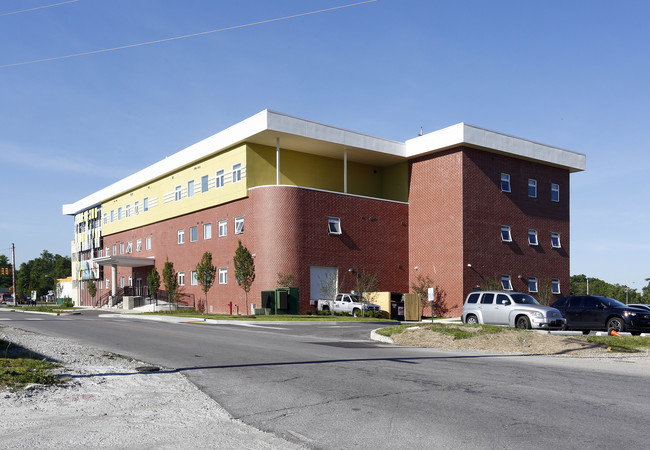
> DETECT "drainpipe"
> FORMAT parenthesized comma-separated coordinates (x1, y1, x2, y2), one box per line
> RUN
(276, 137, 280, 185)
(344, 150, 348, 193)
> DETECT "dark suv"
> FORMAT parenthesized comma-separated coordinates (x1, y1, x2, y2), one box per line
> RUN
(551, 295, 650, 335)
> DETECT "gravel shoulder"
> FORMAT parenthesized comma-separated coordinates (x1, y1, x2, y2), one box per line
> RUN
(0, 325, 303, 449)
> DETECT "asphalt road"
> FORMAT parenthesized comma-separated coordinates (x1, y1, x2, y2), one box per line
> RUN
(2, 309, 649, 449)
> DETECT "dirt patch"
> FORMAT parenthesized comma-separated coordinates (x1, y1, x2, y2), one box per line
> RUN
(391, 326, 633, 357)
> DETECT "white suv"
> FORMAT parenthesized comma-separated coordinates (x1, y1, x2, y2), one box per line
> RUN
(461, 291, 566, 330)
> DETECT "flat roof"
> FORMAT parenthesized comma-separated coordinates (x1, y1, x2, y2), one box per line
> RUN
(62, 110, 586, 215)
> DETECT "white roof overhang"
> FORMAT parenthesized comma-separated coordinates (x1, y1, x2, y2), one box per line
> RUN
(94, 256, 155, 268)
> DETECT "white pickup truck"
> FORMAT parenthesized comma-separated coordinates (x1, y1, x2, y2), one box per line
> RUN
(317, 293, 380, 317)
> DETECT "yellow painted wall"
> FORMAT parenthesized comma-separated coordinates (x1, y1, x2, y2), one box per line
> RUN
(102, 145, 248, 236)
(381, 162, 408, 202)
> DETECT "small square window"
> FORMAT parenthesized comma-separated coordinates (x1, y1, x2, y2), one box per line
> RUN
(219, 268, 228, 285)
(204, 223, 212, 240)
(235, 216, 244, 234)
(201, 175, 209, 193)
(175, 186, 182, 201)
(216, 169, 224, 188)
(187, 180, 195, 198)
(552, 279, 561, 294)
(178, 229, 185, 244)
(500, 173, 511, 193)
(528, 229, 538, 246)
(551, 184, 560, 202)
(501, 275, 513, 291)
(191, 271, 198, 286)
(328, 217, 342, 235)
(219, 220, 227, 237)
(528, 179, 537, 198)
(190, 226, 197, 242)
(501, 225, 512, 242)
(551, 232, 561, 248)
(528, 277, 538, 293)
(178, 272, 185, 286)
(145, 236, 151, 250)
(232, 163, 242, 183)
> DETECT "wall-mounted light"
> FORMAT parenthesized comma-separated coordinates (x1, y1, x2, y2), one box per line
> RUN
(414, 266, 419, 271)
(467, 264, 472, 268)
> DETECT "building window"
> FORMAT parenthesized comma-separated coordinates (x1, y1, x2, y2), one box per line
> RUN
(106, 278, 110, 289)
(528, 229, 538, 246)
(204, 223, 212, 240)
(500, 173, 511, 193)
(126, 242, 133, 254)
(219, 220, 227, 237)
(500, 225, 512, 242)
(187, 180, 195, 198)
(143, 197, 149, 212)
(232, 163, 242, 183)
(191, 271, 198, 286)
(105, 246, 110, 257)
(190, 226, 198, 242)
(235, 216, 244, 234)
(103, 213, 108, 225)
(136, 239, 142, 252)
(146, 236, 152, 250)
(551, 232, 561, 248)
(110, 210, 114, 223)
(178, 272, 185, 286)
(117, 207, 122, 221)
(552, 279, 561, 294)
(120, 243, 125, 254)
(112, 244, 117, 256)
(178, 229, 185, 244)
(219, 268, 228, 284)
(528, 277, 538, 293)
(501, 275, 513, 291)
(125, 204, 130, 218)
(134, 201, 140, 214)
(175, 185, 182, 201)
(328, 217, 342, 235)
(120, 277, 125, 288)
(528, 179, 537, 198)
(216, 169, 224, 188)
(201, 175, 208, 193)
(551, 184, 560, 202)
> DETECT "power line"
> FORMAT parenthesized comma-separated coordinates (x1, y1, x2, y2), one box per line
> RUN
(0, 0, 80, 18)
(0, 0, 378, 69)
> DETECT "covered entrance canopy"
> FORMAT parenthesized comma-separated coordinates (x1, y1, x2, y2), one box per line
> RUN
(94, 256, 155, 296)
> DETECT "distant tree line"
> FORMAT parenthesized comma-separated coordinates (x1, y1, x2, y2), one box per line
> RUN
(0, 251, 71, 299)
(571, 275, 650, 303)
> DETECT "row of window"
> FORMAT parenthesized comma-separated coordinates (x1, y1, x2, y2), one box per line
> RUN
(177, 217, 244, 244)
(102, 236, 153, 257)
(104, 198, 152, 225)
(500, 226, 561, 248)
(500, 275, 561, 294)
(178, 268, 228, 286)
(500, 173, 560, 201)
(173, 163, 243, 202)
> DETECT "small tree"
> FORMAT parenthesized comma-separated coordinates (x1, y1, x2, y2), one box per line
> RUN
(479, 274, 502, 291)
(411, 273, 436, 317)
(351, 267, 378, 317)
(318, 271, 339, 315)
(162, 258, 179, 311)
(535, 278, 555, 306)
(196, 252, 217, 314)
(276, 273, 296, 288)
(234, 240, 255, 315)
(148, 267, 161, 302)
(87, 279, 97, 306)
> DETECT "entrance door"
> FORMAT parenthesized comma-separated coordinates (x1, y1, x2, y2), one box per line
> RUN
(136, 278, 143, 296)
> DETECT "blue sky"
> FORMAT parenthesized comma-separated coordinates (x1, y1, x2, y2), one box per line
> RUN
(1, 0, 648, 291)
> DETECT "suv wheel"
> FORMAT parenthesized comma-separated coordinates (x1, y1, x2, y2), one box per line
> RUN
(465, 315, 479, 325)
(607, 317, 625, 333)
(516, 316, 531, 330)
(353, 308, 360, 317)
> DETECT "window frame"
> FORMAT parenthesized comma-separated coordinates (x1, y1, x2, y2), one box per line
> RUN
(177, 229, 185, 244)
(218, 220, 227, 237)
(190, 226, 198, 242)
(190, 270, 198, 286)
(501, 275, 513, 291)
(175, 185, 182, 202)
(528, 277, 538, 293)
(551, 232, 561, 248)
(328, 217, 342, 235)
(551, 279, 561, 294)
(500, 225, 512, 242)
(178, 272, 185, 286)
(216, 169, 224, 188)
(134, 201, 139, 215)
(232, 163, 242, 183)
(201, 175, 209, 193)
(120, 243, 125, 254)
(235, 216, 244, 235)
(125, 204, 130, 218)
(136, 239, 142, 252)
(143, 197, 149, 212)
(500, 173, 511, 193)
(187, 180, 195, 198)
(528, 179, 537, 198)
(145, 236, 151, 250)
(117, 207, 122, 221)
(551, 183, 560, 202)
(528, 229, 538, 246)
(218, 268, 228, 285)
(204, 223, 212, 240)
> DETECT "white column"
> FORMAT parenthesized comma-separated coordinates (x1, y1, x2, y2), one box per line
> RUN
(344, 150, 348, 193)
(111, 265, 117, 296)
(276, 137, 280, 185)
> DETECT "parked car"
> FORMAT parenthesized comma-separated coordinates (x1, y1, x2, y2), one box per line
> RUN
(551, 296, 650, 335)
(627, 304, 650, 312)
(461, 291, 566, 330)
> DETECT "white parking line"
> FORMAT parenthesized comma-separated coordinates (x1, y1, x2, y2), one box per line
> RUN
(25, 318, 44, 321)
(231, 323, 288, 330)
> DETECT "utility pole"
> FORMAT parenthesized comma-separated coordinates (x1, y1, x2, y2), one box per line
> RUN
(11, 243, 16, 303)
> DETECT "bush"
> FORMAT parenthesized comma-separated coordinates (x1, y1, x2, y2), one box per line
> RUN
(62, 299, 73, 308)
